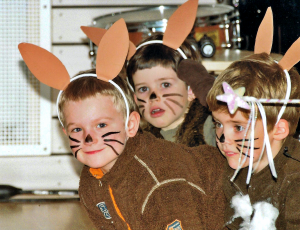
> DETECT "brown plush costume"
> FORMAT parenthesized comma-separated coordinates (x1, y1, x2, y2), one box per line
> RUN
(144, 99, 215, 147)
(79, 131, 225, 229)
(223, 136, 300, 229)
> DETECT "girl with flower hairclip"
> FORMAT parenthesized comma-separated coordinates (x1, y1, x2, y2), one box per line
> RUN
(180, 7, 300, 229)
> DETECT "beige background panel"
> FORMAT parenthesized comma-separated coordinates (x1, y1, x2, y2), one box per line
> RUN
(51, 119, 70, 154)
(52, 45, 92, 78)
(0, 155, 82, 190)
(52, 7, 139, 43)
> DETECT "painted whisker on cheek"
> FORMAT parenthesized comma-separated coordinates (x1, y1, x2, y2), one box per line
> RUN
(236, 147, 250, 158)
(137, 98, 146, 103)
(138, 105, 145, 117)
(69, 136, 82, 159)
(102, 131, 123, 156)
(104, 139, 124, 145)
(69, 136, 80, 143)
(235, 138, 258, 142)
(166, 98, 183, 108)
(162, 93, 183, 97)
(104, 143, 119, 156)
(102, 131, 120, 138)
(75, 148, 81, 159)
(237, 144, 260, 150)
(164, 101, 175, 115)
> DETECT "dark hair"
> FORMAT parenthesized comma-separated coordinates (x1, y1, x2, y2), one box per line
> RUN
(126, 33, 201, 89)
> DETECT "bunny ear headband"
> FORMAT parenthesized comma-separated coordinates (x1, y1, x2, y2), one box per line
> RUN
(135, 0, 198, 59)
(81, 26, 137, 61)
(82, 0, 198, 92)
(18, 19, 131, 129)
(216, 7, 300, 184)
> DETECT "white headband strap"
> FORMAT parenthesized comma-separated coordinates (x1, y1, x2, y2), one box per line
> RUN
(56, 73, 130, 130)
(276, 69, 291, 124)
(136, 40, 188, 60)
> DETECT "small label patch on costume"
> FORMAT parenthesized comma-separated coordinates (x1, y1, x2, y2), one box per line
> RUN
(166, 219, 183, 230)
(96, 202, 112, 219)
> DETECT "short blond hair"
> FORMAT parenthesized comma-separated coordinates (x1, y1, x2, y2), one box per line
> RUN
(58, 69, 138, 127)
(207, 53, 300, 135)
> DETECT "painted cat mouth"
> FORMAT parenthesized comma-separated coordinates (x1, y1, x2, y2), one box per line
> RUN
(84, 149, 104, 155)
(151, 108, 164, 114)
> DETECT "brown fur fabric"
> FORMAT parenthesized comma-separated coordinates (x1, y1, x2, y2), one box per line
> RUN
(144, 99, 210, 147)
(79, 131, 226, 229)
(223, 136, 300, 229)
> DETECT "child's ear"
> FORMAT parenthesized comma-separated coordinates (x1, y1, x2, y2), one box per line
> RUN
(62, 128, 67, 136)
(188, 87, 196, 102)
(126, 111, 140, 137)
(134, 94, 138, 104)
(273, 119, 289, 140)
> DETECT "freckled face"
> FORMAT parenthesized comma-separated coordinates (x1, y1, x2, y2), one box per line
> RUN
(133, 65, 190, 131)
(63, 94, 126, 173)
(212, 110, 268, 172)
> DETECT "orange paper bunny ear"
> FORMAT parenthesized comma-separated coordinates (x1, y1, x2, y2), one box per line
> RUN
(81, 26, 107, 46)
(254, 7, 273, 54)
(18, 43, 70, 90)
(278, 37, 300, 70)
(81, 25, 135, 60)
(127, 41, 136, 60)
(163, 0, 198, 49)
(96, 18, 129, 81)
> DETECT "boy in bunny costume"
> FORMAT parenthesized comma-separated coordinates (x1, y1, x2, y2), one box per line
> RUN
(126, 0, 216, 147)
(19, 18, 225, 230)
(179, 7, 300, 229)
(82, 0, 216, 148)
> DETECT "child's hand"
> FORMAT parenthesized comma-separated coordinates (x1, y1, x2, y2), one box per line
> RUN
(178, 59, 215, 107)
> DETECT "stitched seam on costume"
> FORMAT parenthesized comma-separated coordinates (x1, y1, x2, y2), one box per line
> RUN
(134, 155, 159, 184)
(134, 155, 206, 214)
(108, 186, 132, 230)
(142, 178, 206, 214)
(187, 181, 206, 195)
(80, 195, 88, 209)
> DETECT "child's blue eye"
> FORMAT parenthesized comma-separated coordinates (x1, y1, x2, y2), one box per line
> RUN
(138, 86, 149, 93)
(97, 123, 106, 128)
(213, 121, 223, 129)
(162, 82, 171, 88)
(235, 125, 245, 132)
(72, 128, 82, 133)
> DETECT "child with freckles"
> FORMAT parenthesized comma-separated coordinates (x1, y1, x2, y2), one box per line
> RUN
(179, 7, 300, 229)
(18, 18, 225, 230)
(126, 0, 216, 147)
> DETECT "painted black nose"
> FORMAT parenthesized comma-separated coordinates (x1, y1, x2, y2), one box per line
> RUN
(220, 134, 225, 143)
(149, 92, 157, 100)
(85, 134, 93, 143)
